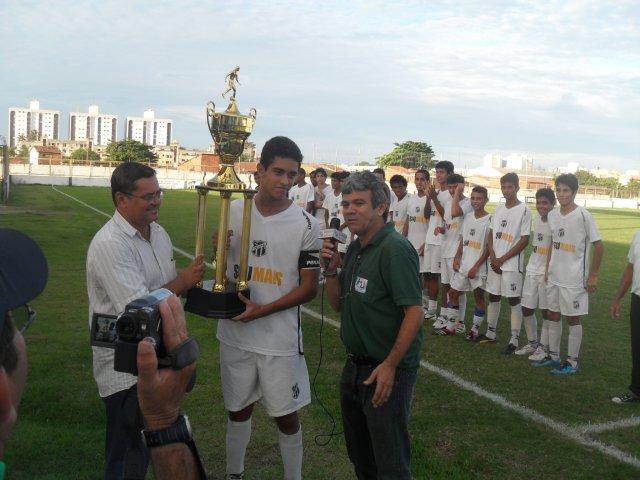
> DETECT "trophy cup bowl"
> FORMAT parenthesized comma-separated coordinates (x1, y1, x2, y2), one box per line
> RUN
(184, 79, 257, 319)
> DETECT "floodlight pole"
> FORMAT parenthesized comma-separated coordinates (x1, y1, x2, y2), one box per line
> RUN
(1, 135, 8, 203)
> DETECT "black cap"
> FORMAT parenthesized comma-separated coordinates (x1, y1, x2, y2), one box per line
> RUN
(0, 229, 49, 317)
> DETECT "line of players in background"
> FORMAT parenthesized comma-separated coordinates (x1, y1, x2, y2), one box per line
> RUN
(288, 163, 604, 376)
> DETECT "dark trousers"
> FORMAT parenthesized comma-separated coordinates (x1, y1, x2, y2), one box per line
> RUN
(103, 385, 149, 480)
(630, 294, 640, 396)
(340, 358, 417, 480)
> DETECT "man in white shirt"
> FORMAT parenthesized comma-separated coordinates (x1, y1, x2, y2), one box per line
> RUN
(540, 173, 603, 375)
(434, 174, 473, 335)
(404, 170, 431, 309)
(288, 167, 314, 213)
(217, 136, 321, 480)
(389, 174, 411, 234)
(86, 162, 204, 479)
(479, 173, 531, 355)
(519, 188, 555, 359)
(313, 168, 330, 228)
(424, 161, 454, 324)
(611, 229, 640, 403)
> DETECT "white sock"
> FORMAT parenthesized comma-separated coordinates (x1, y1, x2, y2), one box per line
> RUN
(422, 289, 429, 308)
(523, 313, 538, 345)
(540, 319, 550, 351)
(472, 309, 485, 331)
(279, 427, 303, 480)
(568, 324, 582, 367)
(510, 304, 523, 346)
(226, 418, 252, 475)
(440, 305, 450, 319)
(548, 320, 562, 360)
(458, 293, 467, 326)
(447, 307, 458, 329)
(486, 301, 501, 339)
(428, 299, 438, 312)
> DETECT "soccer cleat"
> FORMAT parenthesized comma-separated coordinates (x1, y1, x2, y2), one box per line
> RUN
(476, 334, 497, 344)
(501, 343, 517, 355)
(528, 346, 548, 362)
(424, 310, 437, 321)
(466, 330, 479, 342)
(551, 361, 579, 375)
(515, 344, 537, 356)
(432, 316, 447, 329)
(531, 356, 561, 368)
(455, 323, 466, 335)
(611, 392, 640, 404)
(433, 326, 455, 336)
(227, 474, 245, 480)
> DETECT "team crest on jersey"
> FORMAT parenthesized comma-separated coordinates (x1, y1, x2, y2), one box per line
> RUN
(470, 228, 476, 236)
(510, 283, 517, 292)
(251, 240, 268, 257)
(573, 299, 580, 309)
(415, 206, 420, 212)
(559, 228, 565, 238)
(501, 220, 508, 227)
(292, 383, 300, 399)
(538, 233, 543, 241)
(354, 276, 368, 293)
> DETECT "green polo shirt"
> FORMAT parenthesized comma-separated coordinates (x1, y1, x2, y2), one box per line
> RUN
(339, 222, 424, 370)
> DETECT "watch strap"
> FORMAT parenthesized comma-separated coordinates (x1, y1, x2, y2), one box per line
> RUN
(142, 414, 192, 448)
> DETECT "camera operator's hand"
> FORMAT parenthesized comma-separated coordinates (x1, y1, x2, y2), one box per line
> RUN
(137, 294, 195, 431)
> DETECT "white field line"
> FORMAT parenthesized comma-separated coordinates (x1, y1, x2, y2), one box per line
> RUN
(54, 186, 640, 470)
(577, 416, 640, 434)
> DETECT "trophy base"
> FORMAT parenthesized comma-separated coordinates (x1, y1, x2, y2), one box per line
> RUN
(185, 280, 250, 319)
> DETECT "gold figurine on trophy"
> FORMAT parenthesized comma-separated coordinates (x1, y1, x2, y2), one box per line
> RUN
(185, 67, 257, 318)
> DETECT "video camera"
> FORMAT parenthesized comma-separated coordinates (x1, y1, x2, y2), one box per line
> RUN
(90, 288, 198, 376)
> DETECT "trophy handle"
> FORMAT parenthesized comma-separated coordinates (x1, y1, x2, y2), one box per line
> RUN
(206, 101, 216, 132)
(249, 108, 257, 120)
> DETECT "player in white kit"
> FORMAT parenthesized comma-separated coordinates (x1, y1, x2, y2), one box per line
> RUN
(536, 173, 603, 375)
(313, 168, 330, 228)
(441, 186, 491, 338)
(404, 169, 431, 310)
(288, 167, 314, 213)
(478, 173, 531, 355)
(389, 174, 411, 234)
(517, 188, 555, 359)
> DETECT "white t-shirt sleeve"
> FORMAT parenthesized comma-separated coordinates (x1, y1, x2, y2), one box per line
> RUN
(301, 215, 322, 256)
(520, 207, 532, 237)
(629, 231, 640, 265)
(584, 210, 602, 243)
(322, 193, 332, 211)
(305, 185, 315, 204)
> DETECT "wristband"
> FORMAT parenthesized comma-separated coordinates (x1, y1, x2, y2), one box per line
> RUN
(323, 270, 338, 277)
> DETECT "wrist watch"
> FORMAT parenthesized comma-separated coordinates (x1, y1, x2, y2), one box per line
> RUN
(142, 414, 192, 447)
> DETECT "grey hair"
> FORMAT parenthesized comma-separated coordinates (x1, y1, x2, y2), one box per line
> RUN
(341, 171, 390, 221)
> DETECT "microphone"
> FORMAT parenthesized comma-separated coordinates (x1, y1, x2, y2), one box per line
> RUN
(319, 217, 347, 268)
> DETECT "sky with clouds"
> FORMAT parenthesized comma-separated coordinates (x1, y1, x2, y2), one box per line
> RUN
(2, 0, 638, 170)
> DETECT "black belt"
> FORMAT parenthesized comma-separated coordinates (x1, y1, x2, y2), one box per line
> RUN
(347, 354, 381, 366)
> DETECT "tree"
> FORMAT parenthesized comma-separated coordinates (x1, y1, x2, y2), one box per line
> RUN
(27, 130, 39, 141)
(8, 146, 16, 158)
(105, 139, 158, 163)
(17, 145, 29, 159)
(70, 148, 100, 161)
(376, 141, 435, 169)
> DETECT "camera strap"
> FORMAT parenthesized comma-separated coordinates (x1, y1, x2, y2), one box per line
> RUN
(159, 337, 200, 370)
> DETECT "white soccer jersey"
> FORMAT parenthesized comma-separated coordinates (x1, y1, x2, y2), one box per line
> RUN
(390, 193, 411, 234)
(314, 184, 330, 227)
(526, 215, 552, 276)
(459, 212, 491, 277)
(490, 202, 531, 273)
(217, 199, 321, 355)
(442, 197, 472, 259)
(322, 189, 343, 224)
(425, 189, 451, 246)
(628, 230, 640, 296)
(548, 206, 601, 289)
(288, 183, 314, 210)
(406, 194, 429, 251)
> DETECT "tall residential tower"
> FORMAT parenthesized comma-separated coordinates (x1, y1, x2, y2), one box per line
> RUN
(125, 109, 172, 146)
(8, 100, 60, 147)
(69, 105, 117, 145)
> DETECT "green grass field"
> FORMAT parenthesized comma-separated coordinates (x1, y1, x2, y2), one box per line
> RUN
(2, 184, 640, 479)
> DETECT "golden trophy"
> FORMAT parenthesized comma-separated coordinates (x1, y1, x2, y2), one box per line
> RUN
(185, 67, 257, 318)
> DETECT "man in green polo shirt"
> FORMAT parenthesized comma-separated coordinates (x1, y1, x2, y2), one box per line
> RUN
(321, 171, 424, 480)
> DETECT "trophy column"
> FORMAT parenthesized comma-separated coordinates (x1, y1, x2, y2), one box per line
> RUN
(213, 191, 232, 293)
(237, 191, 255, 291)
(194, 186, 209, 288)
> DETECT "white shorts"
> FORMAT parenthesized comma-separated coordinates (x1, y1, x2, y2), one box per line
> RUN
(423, 244, 442, 274)
(521, 274, 549, 310)
(441, 257, 455, 285)
(450, 271, 485, 293)
(485, 269, 523, 298)
(219, 342, 311, 417)
(545, 283, 588, 317)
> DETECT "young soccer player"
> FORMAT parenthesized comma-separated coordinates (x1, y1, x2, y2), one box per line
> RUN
(434, 173, 473, 335)
(442, 186, 491, 338)
(314, 168, 330, 228)
(536, 173, 603, 375)
(518, 188, 555, 359)
(288, 167, 314, 213)
(404, 169, 432, 310)
(478, 173, 531, 353)
(424, 160, 454, 325)
(323, 171, 351, 254)
(390, 174, 411, 234)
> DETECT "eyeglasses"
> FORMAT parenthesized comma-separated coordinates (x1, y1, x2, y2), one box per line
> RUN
(124, 189, 164, 203)
(8, 304, 37, 333)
